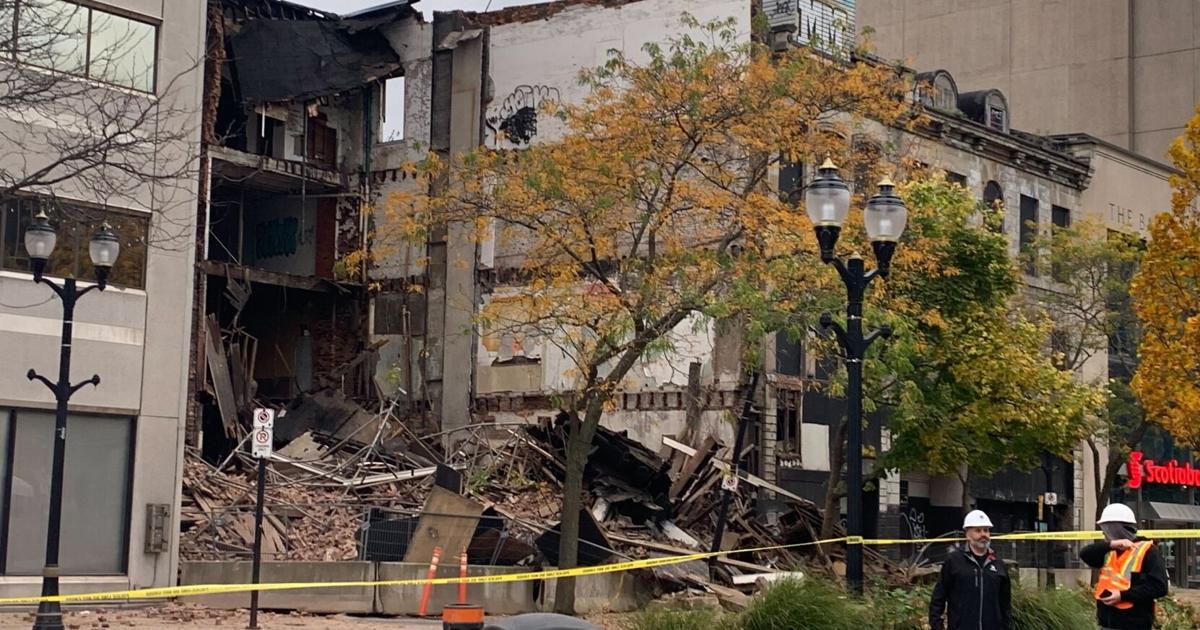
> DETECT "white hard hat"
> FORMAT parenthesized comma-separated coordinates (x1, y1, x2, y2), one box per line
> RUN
(963, 510, 994, 529)
(1098, 503, 1137, 525)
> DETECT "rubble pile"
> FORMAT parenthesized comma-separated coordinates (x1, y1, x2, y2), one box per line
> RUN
(182, 392, 895, 598)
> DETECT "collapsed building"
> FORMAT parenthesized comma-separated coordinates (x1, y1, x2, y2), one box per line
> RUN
(189, 0, 426, 458)
(183, 0, 1177, 591)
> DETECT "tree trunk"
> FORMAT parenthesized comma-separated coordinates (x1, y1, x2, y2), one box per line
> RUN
(1088, 437, 1104, 521)
(820, 418, 849, 540)
(552, 397, 603, 615)
(959, 470, 972, 517)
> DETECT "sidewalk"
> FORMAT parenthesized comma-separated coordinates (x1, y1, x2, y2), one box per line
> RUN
(0, 604, 629, 629)
(0, 604, 454, 629)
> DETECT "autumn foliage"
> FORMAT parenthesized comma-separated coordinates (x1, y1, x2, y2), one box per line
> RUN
(1132, 107, 1200, 445)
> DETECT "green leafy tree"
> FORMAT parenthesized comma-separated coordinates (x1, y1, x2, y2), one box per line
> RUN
(873, 178, 1102, 513)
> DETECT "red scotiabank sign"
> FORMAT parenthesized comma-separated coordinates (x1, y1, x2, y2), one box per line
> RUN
(1128, 451, 1200, 489)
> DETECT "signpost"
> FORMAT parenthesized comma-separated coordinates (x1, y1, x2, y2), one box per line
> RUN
(248, 408, 274, 629)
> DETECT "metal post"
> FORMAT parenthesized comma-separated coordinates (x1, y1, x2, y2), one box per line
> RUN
(819, 253, 887, 596)
(31, 280, 75, 630)
(248, 456, 267, 629)
(710, 371, 761, 570)
(843, 256, 866, 595)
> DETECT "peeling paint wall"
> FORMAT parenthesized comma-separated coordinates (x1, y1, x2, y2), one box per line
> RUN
(484, 0, 749, 149)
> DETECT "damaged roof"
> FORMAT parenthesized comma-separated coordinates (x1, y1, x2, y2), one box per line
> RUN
(223, 0, 416, 103)
(464, 0, 646, 26)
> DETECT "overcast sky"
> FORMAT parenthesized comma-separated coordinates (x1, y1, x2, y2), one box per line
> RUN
(291, 0, 550, 18)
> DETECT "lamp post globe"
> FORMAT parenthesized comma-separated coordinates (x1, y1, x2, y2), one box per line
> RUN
(24, 211, 57, 280)
(88, 223, 120, 288)
(805, 157, 850, 261)
(864, 177, 907, 276)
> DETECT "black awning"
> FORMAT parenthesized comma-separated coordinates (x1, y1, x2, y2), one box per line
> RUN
(1148, 501, 1200, 524)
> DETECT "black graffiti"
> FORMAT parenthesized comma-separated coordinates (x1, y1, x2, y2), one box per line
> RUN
(255, 217, 299, 259)
(486, 85, 561, 146)
(500, 106, 538, 145)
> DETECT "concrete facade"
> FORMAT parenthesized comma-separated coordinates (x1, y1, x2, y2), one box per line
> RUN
(179, 561, 649, 615)
(0, 0, 206, 596)
(857, 0, 1200, 162)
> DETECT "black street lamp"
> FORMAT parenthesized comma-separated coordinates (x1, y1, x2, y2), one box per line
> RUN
(23, 211, 121, 630)
(805, 159, 907, 595)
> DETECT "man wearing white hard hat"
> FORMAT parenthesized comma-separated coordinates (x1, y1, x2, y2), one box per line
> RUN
(928, 509, 1012, 630)
(1079, 503, 1168, 630)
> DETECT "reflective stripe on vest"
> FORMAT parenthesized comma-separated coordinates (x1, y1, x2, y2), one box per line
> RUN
(1094, 541, 1153, 610)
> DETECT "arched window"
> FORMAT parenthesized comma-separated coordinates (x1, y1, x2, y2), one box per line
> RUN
(983, 181, 1004, 232)
(915, 70, 959, 112)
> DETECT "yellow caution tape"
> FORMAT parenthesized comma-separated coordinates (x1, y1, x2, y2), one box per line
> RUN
(0, 539, 844, 606)
(5, 528, 1200, 605)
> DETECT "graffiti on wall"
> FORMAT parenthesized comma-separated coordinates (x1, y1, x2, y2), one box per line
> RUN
(485, 85, 561, 147)
(903, 507, 927, 540)
(255, 217, 300, 259)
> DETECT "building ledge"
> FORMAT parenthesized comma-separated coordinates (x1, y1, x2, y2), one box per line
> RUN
(199, 260, 359, 294)
(207, 145, 346, 194)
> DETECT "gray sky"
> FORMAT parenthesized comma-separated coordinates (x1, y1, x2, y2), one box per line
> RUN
(291, 0, 550, 18)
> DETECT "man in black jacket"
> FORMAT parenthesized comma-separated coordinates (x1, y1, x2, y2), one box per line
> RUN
(929, 510, 1012, 630)
(1079, 503, 1169, 630)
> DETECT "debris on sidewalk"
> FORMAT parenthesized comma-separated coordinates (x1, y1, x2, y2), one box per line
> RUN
(182, 395, 896, 599)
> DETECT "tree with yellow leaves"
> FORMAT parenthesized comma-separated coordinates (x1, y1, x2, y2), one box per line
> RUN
(377, 17, 910, 611)
(1132, 108, 1200, 445)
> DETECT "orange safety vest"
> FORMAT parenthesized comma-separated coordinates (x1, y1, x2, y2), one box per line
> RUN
(1094, 541, 1154, 610)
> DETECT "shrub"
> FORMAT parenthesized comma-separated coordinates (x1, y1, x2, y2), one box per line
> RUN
(629, 603, 730, 630)
(1156, 596, 1200, 630)
(739, 578, 867, 630)
(1010, 587, 1094, 630)
(866, 582, 931, 630)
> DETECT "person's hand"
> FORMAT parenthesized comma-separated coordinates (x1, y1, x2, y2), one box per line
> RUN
(1110, 539, 1135, 551)
(1100, 591, 1123, 606)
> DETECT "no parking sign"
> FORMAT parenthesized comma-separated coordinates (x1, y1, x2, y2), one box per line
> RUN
(251, 408, 274, 458)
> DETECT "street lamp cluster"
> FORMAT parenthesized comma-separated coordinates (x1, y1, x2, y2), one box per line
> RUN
(23, 211, 121, 630)
(805, 158, 907, 594)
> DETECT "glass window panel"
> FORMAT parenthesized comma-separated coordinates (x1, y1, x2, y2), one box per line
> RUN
(17, 0, 89, 75)
(0, 198, 148, 289)
(6, 410, 54, 575)
(1, 3, 15, 56)
(77, 211, 148, 289)
(88, 10, 155, 92)
(6, 412, 131, 575)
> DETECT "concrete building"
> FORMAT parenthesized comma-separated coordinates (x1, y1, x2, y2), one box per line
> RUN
(857, 0, 1200, 162)
(372, 0, 1181, 560)
(0, 0, 206, 597)
(366, 0, 1101, 546)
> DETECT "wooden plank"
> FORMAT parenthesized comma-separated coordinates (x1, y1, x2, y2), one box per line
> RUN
(662, 436, 698, 458)
(708, 459, 813, 506)
(229, 341, 247, 412)
(731, 572, 804, 586)
(204, 315, 239, 437)
(402, 486, 485, 564)
(670, 436, 717, 499)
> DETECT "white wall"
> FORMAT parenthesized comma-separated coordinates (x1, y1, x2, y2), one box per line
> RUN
(485, 0, 749, 149)
(0, 0, 206, 595)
